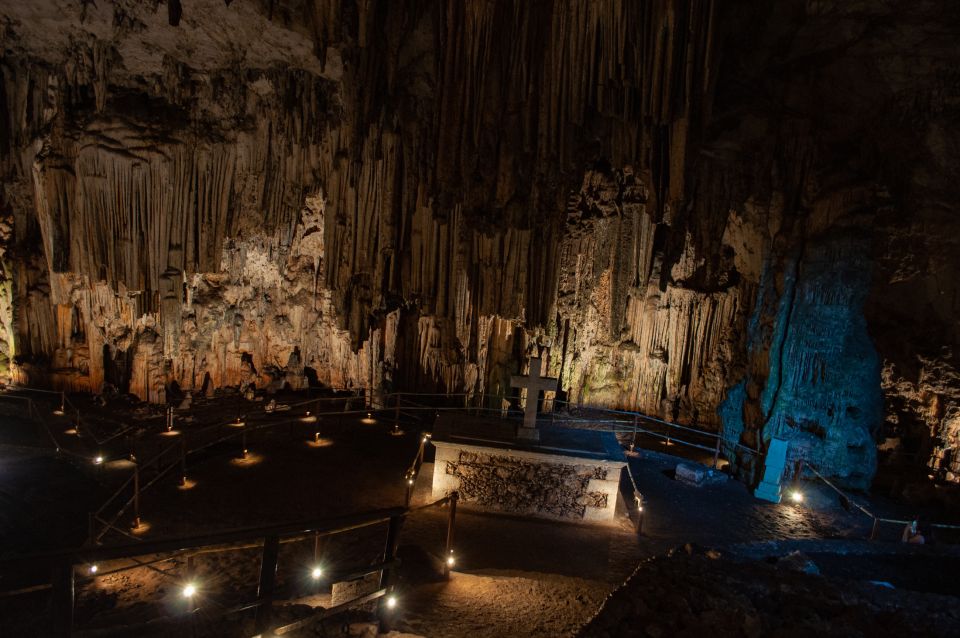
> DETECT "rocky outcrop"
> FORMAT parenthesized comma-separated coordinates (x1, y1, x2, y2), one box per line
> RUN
(578, 547, 960, 637)
(0, 0, 958, 486)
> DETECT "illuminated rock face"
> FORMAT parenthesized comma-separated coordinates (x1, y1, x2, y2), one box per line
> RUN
(722, 233, 882, 488)
(0, 0, 958, 485)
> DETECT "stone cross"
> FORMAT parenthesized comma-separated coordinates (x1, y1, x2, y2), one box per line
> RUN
(510, 357, 558, 441)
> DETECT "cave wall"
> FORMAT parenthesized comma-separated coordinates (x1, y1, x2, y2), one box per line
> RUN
(0, 0, 958, 486)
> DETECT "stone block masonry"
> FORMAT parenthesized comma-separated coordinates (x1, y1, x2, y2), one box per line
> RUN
(431, 441, 625, 523)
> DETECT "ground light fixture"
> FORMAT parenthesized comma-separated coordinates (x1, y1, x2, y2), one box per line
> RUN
(94, 455, 104, 465)
(789, 490, 804, 504)
(182, 583, 197, 598)
(386, 595, 397, 609)
(311, 566, 323, 580)
(53, 394, 65, 416)
(446, 553, 455, 567)
(88, 564, 98, 574)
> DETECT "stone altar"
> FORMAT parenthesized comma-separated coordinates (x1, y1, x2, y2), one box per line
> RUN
(429, 413, 627, 523)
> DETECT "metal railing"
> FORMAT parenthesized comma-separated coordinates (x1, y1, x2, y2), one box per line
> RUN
(1, 494, 460, 638)
(5, 385, 104, 444)
(382, 391, 730, 452)
(41, 388, 723, 544)
(0, 393, 91, 461)
(798, 460, 960, 540)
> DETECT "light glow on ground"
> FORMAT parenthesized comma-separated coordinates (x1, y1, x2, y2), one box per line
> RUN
(230, 452, 263, 467)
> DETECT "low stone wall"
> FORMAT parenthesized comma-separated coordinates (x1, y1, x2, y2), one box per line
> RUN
(431, 441, 624, 523)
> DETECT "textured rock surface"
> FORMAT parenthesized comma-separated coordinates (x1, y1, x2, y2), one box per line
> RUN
(445, 450, 610, 520)
(578, 548, 960, 638)
(0, 1, 958, 485)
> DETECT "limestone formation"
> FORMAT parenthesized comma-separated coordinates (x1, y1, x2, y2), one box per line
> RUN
(0, 0, 958, 486)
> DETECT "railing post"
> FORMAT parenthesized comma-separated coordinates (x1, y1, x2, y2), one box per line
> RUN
(713, 435, 721, 469)
(378, 514, 404, 631)
(869, 517, 879, 541)
(631, 415, 639, 452)
(635, 494, 645, 536)
(255, 535, 281, 635)
(444, 492, 458, 579)
(405, 469, 414, 507)
(50, 559, 74, 638)
(179, 439, 187, 486)
(132, 464, 141, 529)
(394, 395, 400, 428)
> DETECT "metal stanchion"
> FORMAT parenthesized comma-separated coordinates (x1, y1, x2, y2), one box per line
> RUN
(635, 494, 645, 535)
(254, 535, 281, 634)
(179, 439, 187, 485)
(444, 492, 458, 579)
(377, 514, 404, 632)
(50, 560, 74, 638)
(132, 464, 141, 529)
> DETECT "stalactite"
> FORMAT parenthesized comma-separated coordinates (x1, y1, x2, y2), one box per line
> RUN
(1, 0, 956, 486)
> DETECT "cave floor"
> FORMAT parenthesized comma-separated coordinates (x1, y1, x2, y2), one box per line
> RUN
(0, 389, 954, 636)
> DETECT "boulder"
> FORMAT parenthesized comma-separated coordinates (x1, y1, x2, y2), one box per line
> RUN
(675, 462, 729, 487)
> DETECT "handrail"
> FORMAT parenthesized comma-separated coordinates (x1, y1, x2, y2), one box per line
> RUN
(6, 385, 103, 445)
(3, 507, 406, 569)
(1, 504, 413, 638)
(0, 394, 81, 458)
(403, 432, 431, 506)
(798, 460, 960, 538)
(800, 460, 875, 519)
(9, 384, 726, 452)
(93, 440, 182, 521)
(380, 390, 724, 442)
(81, 389, 724, 543)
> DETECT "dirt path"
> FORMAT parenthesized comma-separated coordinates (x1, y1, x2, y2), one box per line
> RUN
(395, 570, 611, 638)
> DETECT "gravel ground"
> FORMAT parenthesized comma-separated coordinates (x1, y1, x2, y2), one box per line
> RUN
(395, 570, 612, 638)
(579, 545, 960, 638)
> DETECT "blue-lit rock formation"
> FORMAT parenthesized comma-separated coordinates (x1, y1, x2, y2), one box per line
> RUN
(722, 232, 882, 488)
(0, 0, 957, 487)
